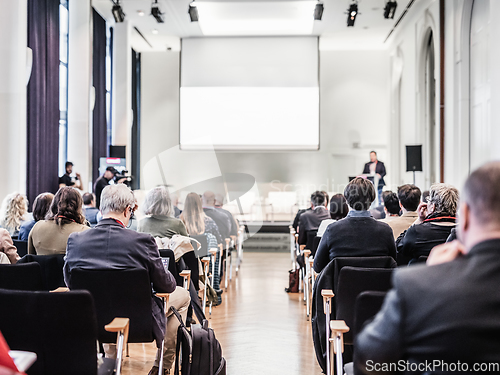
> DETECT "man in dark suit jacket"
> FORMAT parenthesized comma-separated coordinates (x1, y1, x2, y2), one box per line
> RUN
(313, 178, 396, 273)
(202, 191, 231, 240)
(215, 194, 238, 236)
(363, 151, 386, 205)
(298, 191, 331, 246)
(64, 184, 190, 375)
(355, 161, 500, 374)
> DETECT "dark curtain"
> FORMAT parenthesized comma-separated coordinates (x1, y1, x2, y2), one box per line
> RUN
(92, 9, 108, 184)
(27, 0, 60, 206)
(131, 50, 141, 190)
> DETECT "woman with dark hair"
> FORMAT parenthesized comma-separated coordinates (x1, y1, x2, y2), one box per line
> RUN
(317, 194, 349, 237)
(18, 192, 54, 241)
(28, 187, 89, 255)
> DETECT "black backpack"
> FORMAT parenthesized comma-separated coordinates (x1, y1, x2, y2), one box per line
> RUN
(171, 306, 226, 375)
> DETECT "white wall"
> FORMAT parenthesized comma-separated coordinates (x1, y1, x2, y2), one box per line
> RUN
(140, 47, 390, 204)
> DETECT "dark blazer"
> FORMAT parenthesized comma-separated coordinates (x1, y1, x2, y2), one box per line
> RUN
(64, 218, 176, 345)
(298, 207, 331, 245)
(313, 213, 396, 273)
(362, 161, 386, 186)
(355, 239, 500, 374)
(292, 208, 311, 232)
(216, 207, 238, 236)
(396, 219, 456, 264)
(204, 207, 231, 240)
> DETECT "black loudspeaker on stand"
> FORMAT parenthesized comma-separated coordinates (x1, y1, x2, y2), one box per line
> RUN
(406, 145, 422, 185)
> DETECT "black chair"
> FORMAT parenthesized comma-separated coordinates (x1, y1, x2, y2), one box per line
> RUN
(312, 256, 396, 373)
(190, 234, 208, 258)
(13, 239, 28, 257)
(311, 236, 321, 257)
(353, 291, 387, 339)
(335, 267, 394, 345)
(179, 251, 200, 291)
(305, 230, 318, 253)
(17, 254, 65, 291)
(159, 248, 183, 286)
(0, 288, 126, 375)
(0, 263, 44, 291)
(70, 268, 169, 370)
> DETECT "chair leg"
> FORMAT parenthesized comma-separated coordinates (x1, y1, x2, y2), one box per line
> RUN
(225, 240, 230, 291)
(322, 290, 334, 375)
(335, 335, 343, 375)
(126, 342, 129, 357)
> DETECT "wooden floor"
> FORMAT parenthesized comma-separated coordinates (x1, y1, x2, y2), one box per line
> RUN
(122, 252, 323, 374)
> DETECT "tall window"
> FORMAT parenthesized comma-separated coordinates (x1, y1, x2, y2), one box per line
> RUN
(58, 0, 69, 176)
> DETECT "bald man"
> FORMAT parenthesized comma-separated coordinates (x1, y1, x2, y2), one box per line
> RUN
(202, 191, 231, 240)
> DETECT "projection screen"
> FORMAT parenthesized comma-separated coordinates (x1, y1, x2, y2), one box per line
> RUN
(180, 37, 319, 150)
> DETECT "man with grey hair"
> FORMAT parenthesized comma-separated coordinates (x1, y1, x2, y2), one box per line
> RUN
(396, 183, 458, 264)
(355, 161, 500, 374)
(64, 184, 190, 375)
(202, 191, 231, 240)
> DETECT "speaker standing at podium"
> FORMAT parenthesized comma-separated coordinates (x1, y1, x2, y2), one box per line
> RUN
(362, 151, 386, 205)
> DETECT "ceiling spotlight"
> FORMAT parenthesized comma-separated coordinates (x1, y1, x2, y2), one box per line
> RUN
(188, 1, 199, 22)
(314, 2, 324, 21)
(347, 2, 358, 27)
(384, 0, 397, 19)
(112, 0, 125, 23)
(137, 10, 145, 16)
(151, 0, 165, 23)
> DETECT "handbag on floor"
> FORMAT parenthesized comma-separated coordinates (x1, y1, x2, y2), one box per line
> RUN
(285, 268, 300, 293)
(171, 306, 226, 375)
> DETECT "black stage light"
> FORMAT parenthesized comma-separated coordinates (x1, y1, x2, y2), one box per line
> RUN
(314, 2, 324, 21)
(151, 0, 165, 23)
(112, 1, 125, 23)
(347, 2, 358, 27)
(188, 1, 199, 22)
(384, 0, 397, 19)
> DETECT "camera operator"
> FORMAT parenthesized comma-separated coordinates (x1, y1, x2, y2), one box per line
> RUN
(93, 167, 126, 209)
(59, 161, 82, 190)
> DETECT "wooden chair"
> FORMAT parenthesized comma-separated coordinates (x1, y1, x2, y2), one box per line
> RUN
(69, 268, 170, 371)
(200, 256, 211, 313)
(303, 249, 312, 320)
(0, 288, 128, 375)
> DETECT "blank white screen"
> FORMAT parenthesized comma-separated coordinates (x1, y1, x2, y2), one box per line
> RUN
(180, 37, 319, 150)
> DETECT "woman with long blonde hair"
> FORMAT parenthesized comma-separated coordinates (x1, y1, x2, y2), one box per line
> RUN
(0, 192, 28, 237)
(180, 192, 222, 244)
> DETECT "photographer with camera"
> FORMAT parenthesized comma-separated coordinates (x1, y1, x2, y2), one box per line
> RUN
(93, 167, 127, 209)
(59, 161, 82, 190)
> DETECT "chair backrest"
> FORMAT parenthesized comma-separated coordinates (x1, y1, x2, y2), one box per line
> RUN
(190, 234, 208, 257)
(0, 263, 44, 291)
(17, 254, 66, 291)
(70, 268, 154, 344)
(353, 291, 387, 339)
(311, 236, 321, 257)
(159, 249, 183, 286)
(13, 240, 28, 258)
(180, 251, 200, 291)
(332, 256, 396, 295)
(0, 288, 99, 375)
(305, 230, 318, 254)
(335, 267, 394, 344)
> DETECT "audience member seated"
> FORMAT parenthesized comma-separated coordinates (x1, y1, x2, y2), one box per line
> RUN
(381, 184, 421, 239)
(421, 189, 430, 202)
(215, 194, 238, 237)
(317, 194, 349, 237)
(313, 177, 396, 273)
(202, 191, 231, 240)
(297, 191, 331, 246)
(18, 192, 54, 241)
(171, 194, 182, 218)
(369, 191, 393, 220)
(138, 186, 188, 239)
(0, 228, 19, 264)
(181, 193, 222, 244)
(64, 184, 190, 375)
(28, 187, 89, 255)
(379, 191, 400, 225)
(355, 161, 500, 373)
(82, 192, 99, 227)
(0, 192, 28, 238)
(396, 183, 458, 264)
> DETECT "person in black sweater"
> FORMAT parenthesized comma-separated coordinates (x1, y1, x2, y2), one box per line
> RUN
(313, 177, 396, 273)
(396, 183, 459, 264)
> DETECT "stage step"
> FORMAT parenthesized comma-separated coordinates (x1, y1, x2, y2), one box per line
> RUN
(242, 232, 289, 253)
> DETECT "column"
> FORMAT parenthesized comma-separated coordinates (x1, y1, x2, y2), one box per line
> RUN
(0, 0, 28, 201)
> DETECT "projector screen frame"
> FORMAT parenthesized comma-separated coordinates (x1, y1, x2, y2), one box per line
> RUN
(178, 36, 321, 152)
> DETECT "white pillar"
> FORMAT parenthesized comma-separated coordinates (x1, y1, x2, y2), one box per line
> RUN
(112, 21, 132, 172)
(67, 0, 92, 191)
(0, 0, 27, 201)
